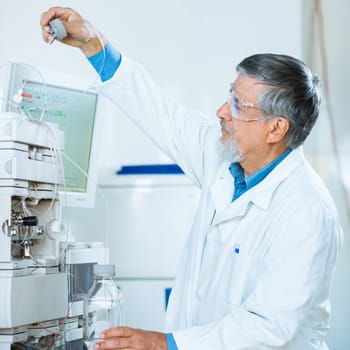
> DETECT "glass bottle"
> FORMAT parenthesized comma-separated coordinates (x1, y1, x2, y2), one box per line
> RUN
(83, 264, 124, 350)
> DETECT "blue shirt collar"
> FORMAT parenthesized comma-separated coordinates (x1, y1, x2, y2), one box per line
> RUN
(229, 149, 292, 201)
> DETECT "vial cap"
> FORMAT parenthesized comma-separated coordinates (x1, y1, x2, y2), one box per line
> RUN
(49, 19, 68, 40)
(93, 264, 115, 277)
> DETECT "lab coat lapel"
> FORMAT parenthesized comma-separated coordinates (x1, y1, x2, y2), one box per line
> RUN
(209, 164, 252, 223)
(210, 147, 304, 226)
(212, 187, 272, 225)
(209, 165, 233, 213)
(212, 195, 253, 225)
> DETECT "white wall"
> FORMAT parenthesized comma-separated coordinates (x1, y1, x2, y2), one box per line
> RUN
(4, 1, 349, 349)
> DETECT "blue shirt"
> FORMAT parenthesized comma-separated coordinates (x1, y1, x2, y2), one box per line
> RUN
(229, 149, 292, 201)
(88, 42, 122, 82)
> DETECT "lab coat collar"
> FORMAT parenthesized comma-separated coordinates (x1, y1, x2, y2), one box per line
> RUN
(210, 147, 304, 225)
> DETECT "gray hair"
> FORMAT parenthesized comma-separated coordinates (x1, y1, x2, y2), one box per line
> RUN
(236, 54, 321, 149)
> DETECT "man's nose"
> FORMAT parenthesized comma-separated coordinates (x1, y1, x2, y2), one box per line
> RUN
(216, 101, 232, 121)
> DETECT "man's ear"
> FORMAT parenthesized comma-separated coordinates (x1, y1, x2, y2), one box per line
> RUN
(266, 117, 290, 143)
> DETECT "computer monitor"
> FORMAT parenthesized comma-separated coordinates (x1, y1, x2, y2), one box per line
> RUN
(1, 62, 103, 207)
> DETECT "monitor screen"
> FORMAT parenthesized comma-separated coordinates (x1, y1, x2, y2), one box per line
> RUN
(20, 80, 97, 194)
(2, 63, 102, 207)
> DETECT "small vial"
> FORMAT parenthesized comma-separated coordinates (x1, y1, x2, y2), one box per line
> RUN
(83, 264, 125, 350)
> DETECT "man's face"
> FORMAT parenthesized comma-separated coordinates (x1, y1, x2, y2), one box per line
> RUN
(216, 74, 271, 163)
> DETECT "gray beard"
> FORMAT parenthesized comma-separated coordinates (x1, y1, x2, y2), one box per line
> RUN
(216, 124, 243, 163)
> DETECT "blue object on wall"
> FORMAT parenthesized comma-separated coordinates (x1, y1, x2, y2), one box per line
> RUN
(164, 287, 172, 310)
(116, 164, 184, 175)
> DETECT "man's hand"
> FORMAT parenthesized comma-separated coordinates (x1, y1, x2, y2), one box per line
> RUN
(95, 327, 167, 350)
(40, 6, 107, 57)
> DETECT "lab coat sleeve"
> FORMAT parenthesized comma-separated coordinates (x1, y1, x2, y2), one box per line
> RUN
(172, 201, 342, 349)
(96, 56, 220, 187)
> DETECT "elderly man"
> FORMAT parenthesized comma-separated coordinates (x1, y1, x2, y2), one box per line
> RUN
(41, 7, 342, 350)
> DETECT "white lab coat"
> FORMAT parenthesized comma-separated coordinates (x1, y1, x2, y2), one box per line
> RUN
(97, 57, 343, 349)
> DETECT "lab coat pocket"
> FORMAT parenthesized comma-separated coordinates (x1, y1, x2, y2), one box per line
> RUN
(226, 253, 258, 306)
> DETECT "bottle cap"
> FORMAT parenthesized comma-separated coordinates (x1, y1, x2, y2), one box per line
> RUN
(93, 264, 115, 277)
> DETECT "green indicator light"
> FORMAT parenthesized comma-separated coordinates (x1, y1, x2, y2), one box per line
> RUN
(54, 111, 64, 117)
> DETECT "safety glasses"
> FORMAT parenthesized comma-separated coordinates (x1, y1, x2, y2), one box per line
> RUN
(227, 88, 269, 122)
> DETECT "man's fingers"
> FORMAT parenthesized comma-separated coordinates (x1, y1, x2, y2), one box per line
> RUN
(40, 7, 73, 26)
(40, 7, 69, 43)
(95, 328, 166, 350)
(95, 327, 135, 349)
(96, 336, 131, 349)
(101, 326, 134, 339)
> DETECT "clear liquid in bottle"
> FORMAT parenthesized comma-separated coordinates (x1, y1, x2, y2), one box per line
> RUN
(83, 264, 124, 350)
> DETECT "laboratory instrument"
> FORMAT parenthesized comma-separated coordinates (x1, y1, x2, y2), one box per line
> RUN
(0, 63, 107, 350)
